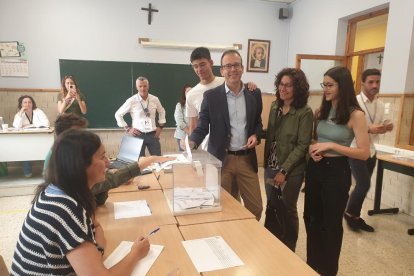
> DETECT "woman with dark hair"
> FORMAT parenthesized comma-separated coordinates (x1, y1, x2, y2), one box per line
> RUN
(11, 129, 150, 275)
(263, 68, 313, 251)
(304, 66, 369, 275)
(58, 75, 87, 115)
(13, 95, 50, 177)
(174, 84, 192, 151)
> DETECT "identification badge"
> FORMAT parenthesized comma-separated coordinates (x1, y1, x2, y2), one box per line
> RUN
(140, 117, 153, 131)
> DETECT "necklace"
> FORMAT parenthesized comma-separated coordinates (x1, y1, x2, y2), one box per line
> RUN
(25, 111, 33, 124)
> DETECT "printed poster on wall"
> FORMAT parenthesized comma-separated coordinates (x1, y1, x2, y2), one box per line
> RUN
(0, 41, 29, 77)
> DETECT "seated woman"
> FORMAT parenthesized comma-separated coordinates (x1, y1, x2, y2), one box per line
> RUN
(12, 95, 50, 177)
(11, 129, 150, 275)
(58, 75, 87, 116)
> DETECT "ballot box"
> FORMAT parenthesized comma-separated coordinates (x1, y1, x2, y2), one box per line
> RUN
(164, 151, 222, 216)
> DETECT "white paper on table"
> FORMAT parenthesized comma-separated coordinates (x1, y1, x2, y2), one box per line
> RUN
(185, 135, 192, 161)
(114, 200, 152, 219)
(104, 241, 164, 276)
(182, 236, 244, 273)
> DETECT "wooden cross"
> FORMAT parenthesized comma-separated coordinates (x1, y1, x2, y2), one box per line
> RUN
(377, 54, 383, 64)
(141, 3, 159, 25)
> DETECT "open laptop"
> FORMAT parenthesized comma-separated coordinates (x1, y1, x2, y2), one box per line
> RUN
(109, 135, 144, 169)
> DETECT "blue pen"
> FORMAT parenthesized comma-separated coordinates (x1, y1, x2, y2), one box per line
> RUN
(146, 227, 160, 238)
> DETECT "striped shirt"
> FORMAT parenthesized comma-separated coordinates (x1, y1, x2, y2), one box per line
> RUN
(11, 185, 99, 275)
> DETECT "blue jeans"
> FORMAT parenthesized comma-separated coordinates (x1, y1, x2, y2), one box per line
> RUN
(346, 156, 377, 217)
(138, 132, 161, 156)
(264, 167, 304, 251)
(22, 161, 32, 176)
(177, 138, 184, 151)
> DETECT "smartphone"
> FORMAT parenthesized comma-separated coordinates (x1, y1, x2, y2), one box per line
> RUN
(138, 185, 150, 190)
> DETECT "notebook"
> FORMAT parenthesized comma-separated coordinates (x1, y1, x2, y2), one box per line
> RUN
(109, 135, 144, 169)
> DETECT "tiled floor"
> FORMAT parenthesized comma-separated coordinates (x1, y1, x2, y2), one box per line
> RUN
(1, 168, 413, 275)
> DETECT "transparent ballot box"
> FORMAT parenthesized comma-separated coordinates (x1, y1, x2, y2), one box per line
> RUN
(164, 151, 222, 215)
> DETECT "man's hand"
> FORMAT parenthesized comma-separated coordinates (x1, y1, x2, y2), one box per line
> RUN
(246, 82, 257, 91)
(127, 127, 140, 136)
(155, 127, 162, 138)
(244, 135, 258, 149)
(369, 124, 386, 134)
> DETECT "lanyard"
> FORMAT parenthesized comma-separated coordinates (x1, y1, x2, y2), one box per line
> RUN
(361, 97, 377, 124)
(25, 111, 33, 124)
(139, 97, 150, 117)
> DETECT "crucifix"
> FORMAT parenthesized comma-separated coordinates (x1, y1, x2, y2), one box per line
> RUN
(377, 53, 383, 64)
(141, 3, 159, 25)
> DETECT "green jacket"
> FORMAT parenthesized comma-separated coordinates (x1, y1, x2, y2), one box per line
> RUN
(43, 149, 141, 205)
(263, 100, 313, 176)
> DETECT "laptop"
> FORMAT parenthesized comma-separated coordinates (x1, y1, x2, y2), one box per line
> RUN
(109, 135, 144, 169)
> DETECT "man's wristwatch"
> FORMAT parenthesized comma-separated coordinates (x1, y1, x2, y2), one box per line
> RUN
(279, 168, 287, 176)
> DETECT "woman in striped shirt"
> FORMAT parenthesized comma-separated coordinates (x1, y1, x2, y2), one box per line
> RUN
(11, 129, 150, 275)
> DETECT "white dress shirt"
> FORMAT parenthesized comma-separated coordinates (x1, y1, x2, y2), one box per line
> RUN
(351, 92, 385, 156)
(115, 93, 166, 132)
(13, 108, 50, 128)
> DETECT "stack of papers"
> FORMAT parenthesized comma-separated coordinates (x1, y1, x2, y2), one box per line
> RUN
(173, 188, 215, 210)
(182, 236, 244, 273)
(104, 241, 164, 275)
(114, 200, 152, 219)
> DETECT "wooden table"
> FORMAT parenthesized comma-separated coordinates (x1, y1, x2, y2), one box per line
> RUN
(0, 128, 54, 162)
(368, 154, 414, 235)
(157, 171, 173, 190)
(109, 173, 161, 193)
(179, 219, 317, 275)
(175, 188, 255, 226)
(96, 190, 177, 229)
(103, 224, 199, 275)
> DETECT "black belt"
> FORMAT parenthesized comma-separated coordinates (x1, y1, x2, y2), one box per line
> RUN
(138, 131, 156, 135)
(227, 149, 251, 156)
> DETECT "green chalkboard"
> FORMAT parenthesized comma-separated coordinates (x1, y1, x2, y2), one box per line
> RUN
(59, 59, 220, 128)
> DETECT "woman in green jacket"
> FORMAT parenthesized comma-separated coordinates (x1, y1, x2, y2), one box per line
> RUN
(263, 68, 313, 251)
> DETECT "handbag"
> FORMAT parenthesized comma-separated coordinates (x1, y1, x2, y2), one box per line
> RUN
(264, 186, 297, 246)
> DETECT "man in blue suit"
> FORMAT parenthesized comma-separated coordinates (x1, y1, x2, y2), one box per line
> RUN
(188, 49, 263, 220)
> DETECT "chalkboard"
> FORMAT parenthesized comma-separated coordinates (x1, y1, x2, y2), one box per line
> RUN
(59, 59, 221, 128)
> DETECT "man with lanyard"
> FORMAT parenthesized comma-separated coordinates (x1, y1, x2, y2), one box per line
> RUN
(344, 68, 393, 232)
(115, 76, 166, 156)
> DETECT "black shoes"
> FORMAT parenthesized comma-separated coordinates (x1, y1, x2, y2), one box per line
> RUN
(344, 213, 375, 232)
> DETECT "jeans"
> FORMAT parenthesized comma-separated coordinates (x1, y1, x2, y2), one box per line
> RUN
(304, 157, 351, 276)
(346, 156, 377, 217)
(264, 167, 304, 251)
(22, 161, 32, 176)
(138, 132, 161, 156)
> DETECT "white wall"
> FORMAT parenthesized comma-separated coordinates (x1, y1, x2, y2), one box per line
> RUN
(287, 0, 414, 93)
(0, 0, 289, 92)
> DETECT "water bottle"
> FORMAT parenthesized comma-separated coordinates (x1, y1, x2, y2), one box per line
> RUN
(0, 117, 4, 126)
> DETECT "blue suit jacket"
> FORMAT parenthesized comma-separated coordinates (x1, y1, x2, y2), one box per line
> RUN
(189, 83, 263, 172)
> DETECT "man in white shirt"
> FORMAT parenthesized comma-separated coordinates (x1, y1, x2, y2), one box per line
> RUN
(186, 47, 257, 148)
(344, 68, 393, 232)
(115, 76, 166, 156)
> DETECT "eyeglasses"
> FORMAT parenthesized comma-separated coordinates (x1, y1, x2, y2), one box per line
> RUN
(320, 83, 337, 90)
(221, 63, 242, 70)
(279, 82, 293, 89)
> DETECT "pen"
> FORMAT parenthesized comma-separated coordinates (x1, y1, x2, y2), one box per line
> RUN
(146, 227, 160, 238)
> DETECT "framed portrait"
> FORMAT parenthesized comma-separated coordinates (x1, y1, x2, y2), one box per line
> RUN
(246, 39, 270, 73)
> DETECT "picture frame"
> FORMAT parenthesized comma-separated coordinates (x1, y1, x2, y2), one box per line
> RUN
(246, 39, 270, 73)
